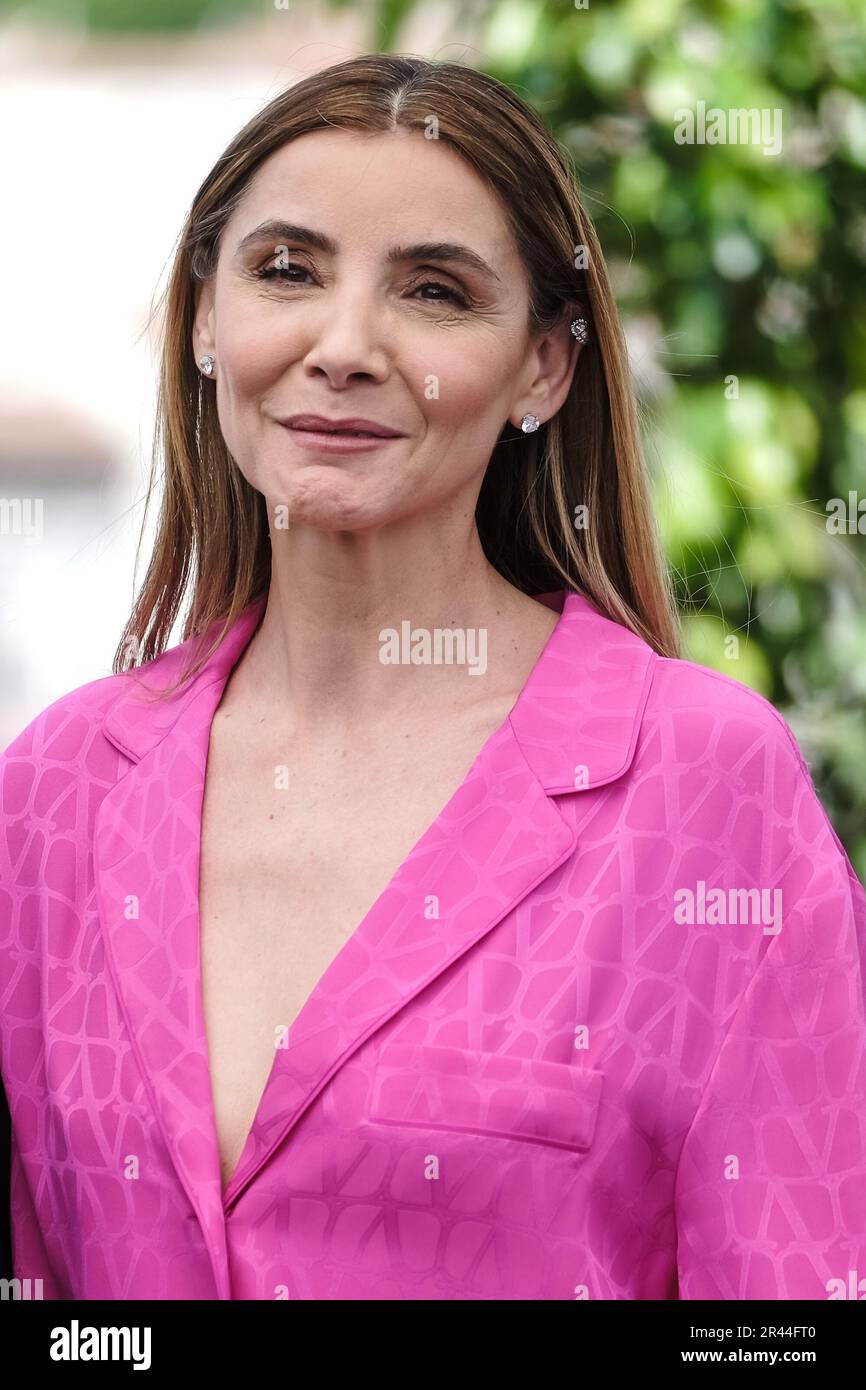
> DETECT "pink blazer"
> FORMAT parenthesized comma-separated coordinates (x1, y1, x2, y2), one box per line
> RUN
(2, 589, 865, 1301)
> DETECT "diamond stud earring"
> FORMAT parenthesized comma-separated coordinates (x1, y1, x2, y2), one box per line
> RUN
(198, 354, 215, 376)
(570, 318, 588, 343)
(521, 413, 541, 434)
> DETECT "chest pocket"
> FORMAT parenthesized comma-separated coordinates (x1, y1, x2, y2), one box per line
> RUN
(368, 1042, 603, 1152)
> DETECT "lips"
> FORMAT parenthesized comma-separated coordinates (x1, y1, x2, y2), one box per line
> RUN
(280, 415, 403, 438)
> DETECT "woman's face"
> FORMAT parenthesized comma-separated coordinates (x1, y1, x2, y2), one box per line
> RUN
(193, 127, 576, 532)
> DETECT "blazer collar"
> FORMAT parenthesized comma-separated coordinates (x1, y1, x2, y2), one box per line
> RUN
(102, 589, 656, 792)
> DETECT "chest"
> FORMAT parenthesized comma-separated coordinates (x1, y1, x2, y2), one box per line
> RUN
(197, 704, 512, 1189)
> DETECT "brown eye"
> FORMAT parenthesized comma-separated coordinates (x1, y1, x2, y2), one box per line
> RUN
(412, 280, 470, 308)
(254, 261, 313, 284)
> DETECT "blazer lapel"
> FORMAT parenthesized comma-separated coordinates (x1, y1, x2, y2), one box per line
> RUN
(94, 600, 267, 1297)
(94, 589, 656, 1233)
(222, 717, 578, 1209)
(220, 591, 656, 1211)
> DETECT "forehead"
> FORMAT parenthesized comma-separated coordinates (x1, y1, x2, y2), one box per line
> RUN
(223, 127, 522, 269)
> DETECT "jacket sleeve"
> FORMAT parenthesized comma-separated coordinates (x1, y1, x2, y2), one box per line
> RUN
(674, 713, 866, 1300)
(0, 693, 109, 1296)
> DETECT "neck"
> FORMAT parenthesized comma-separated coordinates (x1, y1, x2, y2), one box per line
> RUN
(224, 517, 557, 737)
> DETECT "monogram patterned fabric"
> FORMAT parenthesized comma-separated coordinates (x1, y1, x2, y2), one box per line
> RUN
(1, 589, 864, 1299)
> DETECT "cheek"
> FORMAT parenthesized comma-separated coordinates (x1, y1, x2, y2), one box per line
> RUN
(422, 335, 515, 426)
(212, 284, 297, 393)
(217, 322, 290, 394)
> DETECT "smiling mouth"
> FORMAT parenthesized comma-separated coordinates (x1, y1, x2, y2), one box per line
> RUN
(277, 420, 403, 450)
(292, 426, 379, 437)
(279, 415, 404, 439)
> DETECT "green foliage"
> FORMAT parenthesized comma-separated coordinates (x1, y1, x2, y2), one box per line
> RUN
(468, 0, 866, 875)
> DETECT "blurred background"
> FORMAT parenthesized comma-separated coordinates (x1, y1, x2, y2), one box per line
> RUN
(0, 0, 864, 874)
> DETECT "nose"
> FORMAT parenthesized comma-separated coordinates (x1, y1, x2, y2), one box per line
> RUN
(301, 289, 391, 389)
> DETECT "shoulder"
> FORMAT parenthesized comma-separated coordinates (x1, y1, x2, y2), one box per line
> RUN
(0, 673, 141, 832)
(3, 671, 130, 758)
(0, 605, 238, 825)
(643, 652, 812, 776)
(638, 653, 865, 900)
(0, 598, 256, 807)
(559, 591, 810, 778)
(0, 641, 184, 804)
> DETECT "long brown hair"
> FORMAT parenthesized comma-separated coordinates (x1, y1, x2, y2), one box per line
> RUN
(114, 52, 680, 696)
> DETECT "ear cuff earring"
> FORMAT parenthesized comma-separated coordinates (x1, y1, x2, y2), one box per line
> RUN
(198, 354, 215, 376)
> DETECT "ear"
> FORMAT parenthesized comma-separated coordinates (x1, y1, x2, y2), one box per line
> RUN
(192, 277, 216, 364)
(511, 303, 586, 429)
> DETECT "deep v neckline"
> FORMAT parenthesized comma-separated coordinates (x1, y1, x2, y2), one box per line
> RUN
(93, 583, 655, 1277)
(194, 593, 566, 1205)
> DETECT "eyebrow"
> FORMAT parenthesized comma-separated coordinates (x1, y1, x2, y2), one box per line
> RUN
(233, 219, 502, 284)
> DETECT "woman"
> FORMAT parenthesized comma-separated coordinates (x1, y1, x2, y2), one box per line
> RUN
(1, 53, 864, 1302)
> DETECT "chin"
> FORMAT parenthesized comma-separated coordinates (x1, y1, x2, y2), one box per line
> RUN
(265, 471, 393, 533)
